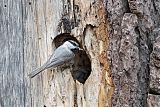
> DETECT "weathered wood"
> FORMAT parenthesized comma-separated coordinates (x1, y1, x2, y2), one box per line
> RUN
(0, 0, 24, 107)
(1, 0, 160, 107)
(22, 0, 113, 107)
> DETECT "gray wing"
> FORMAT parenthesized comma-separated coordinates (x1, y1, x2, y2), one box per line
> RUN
(45, 46, 75, 68)
(28, 46, 75, 78)
(28, 63, 48, 78)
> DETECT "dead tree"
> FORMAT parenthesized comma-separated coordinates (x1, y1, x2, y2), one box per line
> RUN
(0, 0, 160, 107)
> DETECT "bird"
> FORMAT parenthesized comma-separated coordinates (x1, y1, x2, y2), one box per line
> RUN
(28, 40, 83, 78)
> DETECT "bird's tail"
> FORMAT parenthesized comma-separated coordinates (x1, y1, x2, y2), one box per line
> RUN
(28, 64, 47, 78)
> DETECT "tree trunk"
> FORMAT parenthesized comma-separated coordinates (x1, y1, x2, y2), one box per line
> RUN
(0, 0, 160, 107)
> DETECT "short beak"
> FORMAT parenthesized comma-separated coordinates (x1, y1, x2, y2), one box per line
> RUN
(78, 47, 83, 50)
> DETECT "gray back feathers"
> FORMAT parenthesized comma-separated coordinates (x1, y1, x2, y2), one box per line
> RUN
(28, 40, 80, 78)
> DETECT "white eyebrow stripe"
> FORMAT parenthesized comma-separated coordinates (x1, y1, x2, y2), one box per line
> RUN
(68, 40, 79, 47)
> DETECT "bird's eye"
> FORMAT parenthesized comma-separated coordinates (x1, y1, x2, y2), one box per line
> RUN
(71, 48, 79, 53)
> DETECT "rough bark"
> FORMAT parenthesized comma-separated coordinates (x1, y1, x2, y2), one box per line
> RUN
(0, 0, 160, 107)
(148, 94, 160, 107)
(105, 0, 160, 106)
(150, 36, 160, 94)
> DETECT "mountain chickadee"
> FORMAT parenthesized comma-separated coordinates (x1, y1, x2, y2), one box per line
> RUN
(28, 40, 82, 78)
